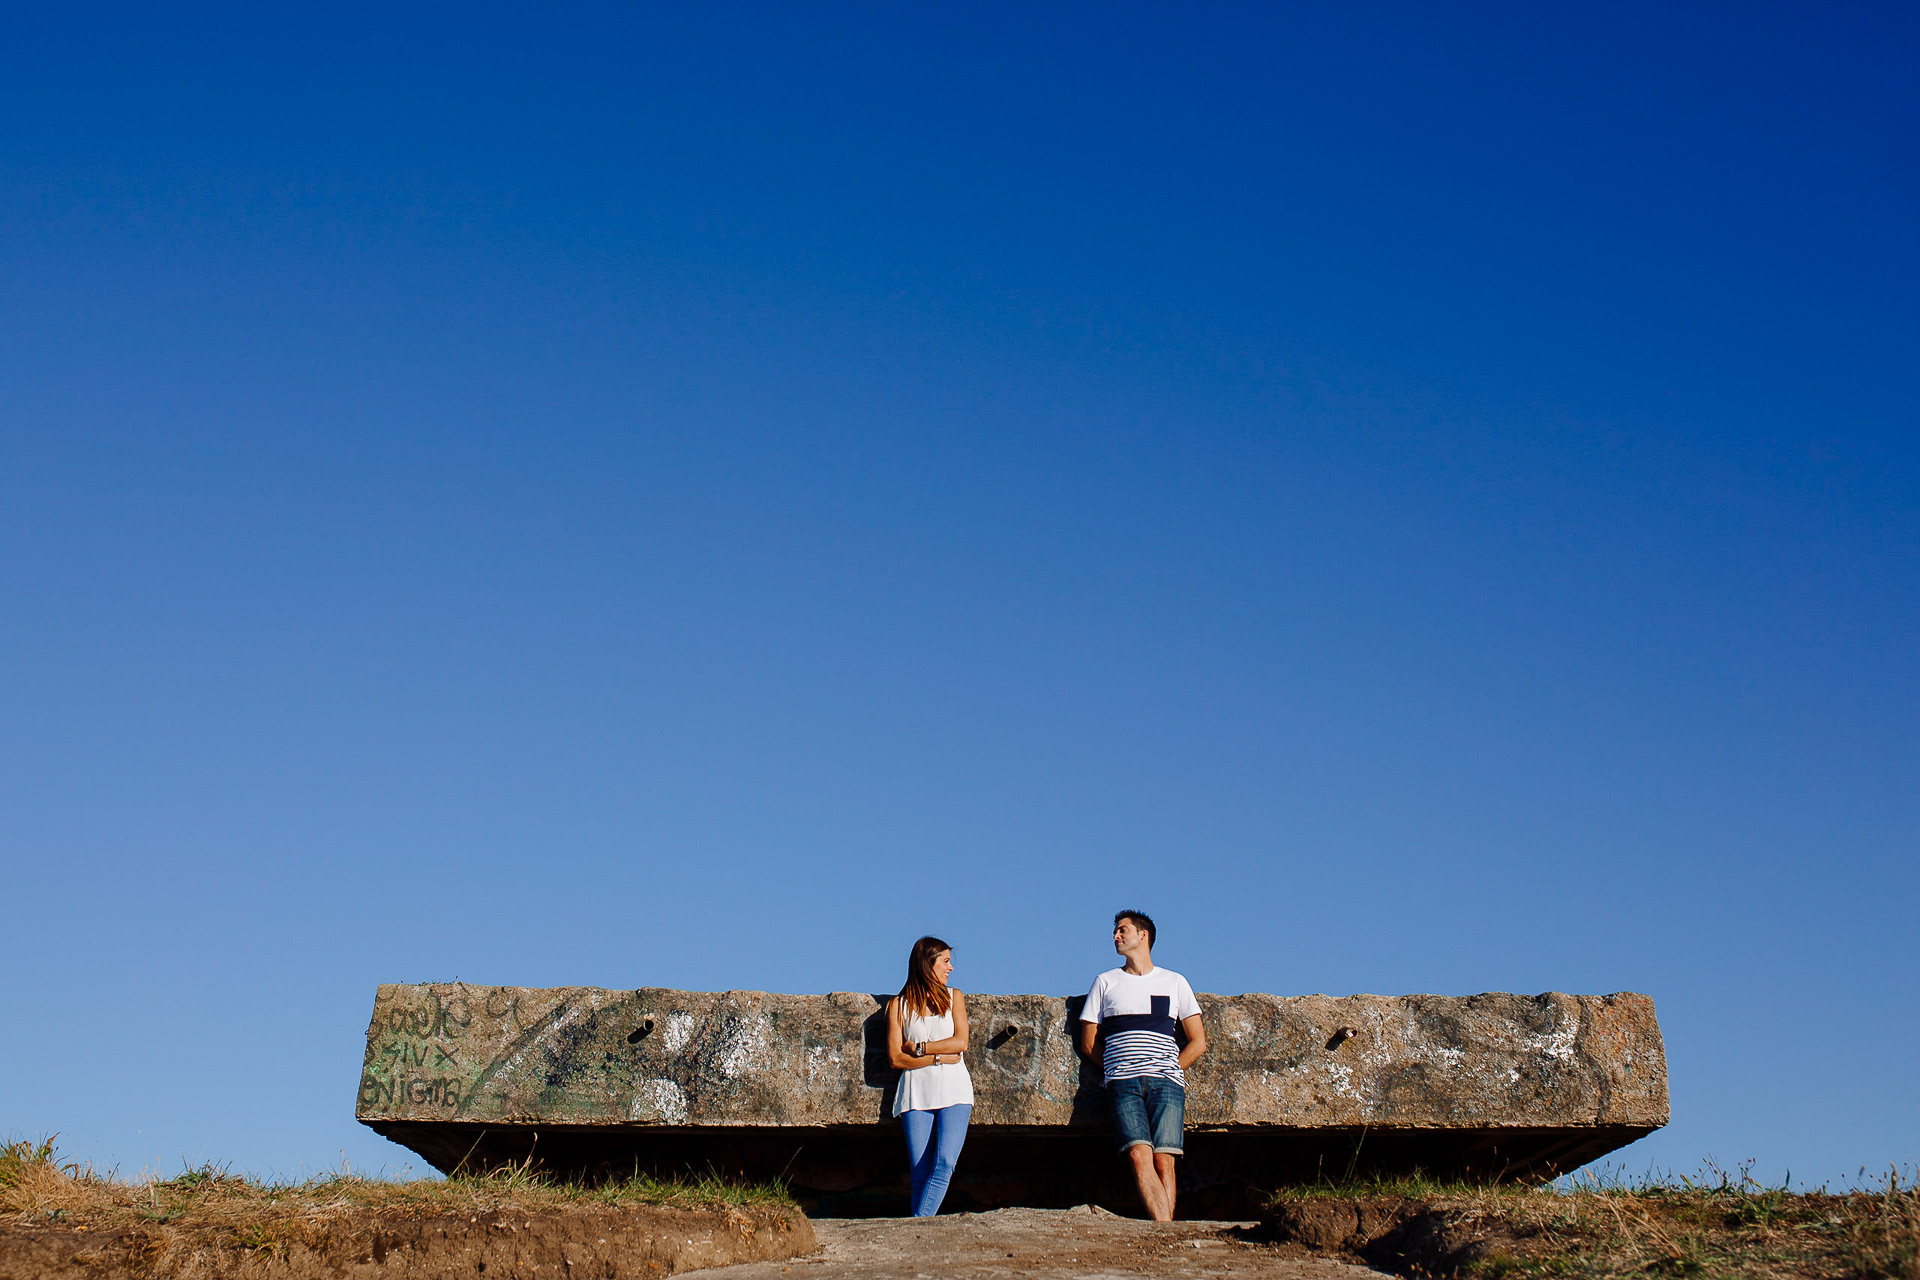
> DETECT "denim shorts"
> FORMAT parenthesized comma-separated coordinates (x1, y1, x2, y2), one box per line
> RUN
(1107, 1075, 1185, 1155)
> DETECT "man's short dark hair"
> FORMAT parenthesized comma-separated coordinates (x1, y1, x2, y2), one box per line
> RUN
(1114, 909, 1156, 948)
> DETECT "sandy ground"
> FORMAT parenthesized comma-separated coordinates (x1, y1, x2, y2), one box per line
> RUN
(696, 1207, 1383, 1280)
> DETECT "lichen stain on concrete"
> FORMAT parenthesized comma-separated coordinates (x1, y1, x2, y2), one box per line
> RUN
(714, 1015, 773, 1080)
(662, 1013, 697, 1054)
(631, 1078, 689, 1123)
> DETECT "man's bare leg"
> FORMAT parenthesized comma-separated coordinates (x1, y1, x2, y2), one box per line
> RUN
(1155, 1152, 1177, 1219)
(1127, 1145, 1172, 1221)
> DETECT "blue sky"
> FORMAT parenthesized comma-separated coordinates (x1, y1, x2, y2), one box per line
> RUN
(2, 3, 1915, 1189)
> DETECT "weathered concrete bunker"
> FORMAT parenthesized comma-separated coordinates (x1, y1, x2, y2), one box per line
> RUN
(358, 985, 1667, 1216)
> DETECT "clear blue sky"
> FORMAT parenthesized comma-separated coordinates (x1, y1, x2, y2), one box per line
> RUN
(2, 3, 1914, 1189)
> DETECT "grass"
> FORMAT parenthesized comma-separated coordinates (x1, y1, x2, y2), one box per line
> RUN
(1264, 1162, 1920, 1280)
(1, 1135, 794, 1240)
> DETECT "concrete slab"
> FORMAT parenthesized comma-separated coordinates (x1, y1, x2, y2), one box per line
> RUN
(356, 985, 1667, 1215)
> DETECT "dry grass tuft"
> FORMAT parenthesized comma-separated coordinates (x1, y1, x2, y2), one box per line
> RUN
(0, 1138, 116, 1222)
(1838, 1175, 1920, 1280)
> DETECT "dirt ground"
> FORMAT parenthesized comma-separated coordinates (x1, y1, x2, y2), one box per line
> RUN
(699, 1207, 1385, 1280)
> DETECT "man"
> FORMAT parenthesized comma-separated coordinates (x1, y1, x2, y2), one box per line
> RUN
(1077, 909, 1206, 1221)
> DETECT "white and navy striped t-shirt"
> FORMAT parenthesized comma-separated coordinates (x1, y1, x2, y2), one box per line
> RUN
(1081, 966, 1202, 1086)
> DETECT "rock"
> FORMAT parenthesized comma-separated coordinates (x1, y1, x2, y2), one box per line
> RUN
(357, 986, 1667, 1214)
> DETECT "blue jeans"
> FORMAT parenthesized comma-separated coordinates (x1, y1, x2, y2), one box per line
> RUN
(900, 1103, 971, 1216)
(1108, 1076, 1185, 1155)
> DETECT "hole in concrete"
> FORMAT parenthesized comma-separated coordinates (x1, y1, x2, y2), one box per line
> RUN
(627, 1019, 656, 1044)
(1325, 1027, 1359, 1051)
(987, 1026, 1021, 1049)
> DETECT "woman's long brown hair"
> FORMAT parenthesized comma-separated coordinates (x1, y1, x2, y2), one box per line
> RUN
(896, 936, 953, 1018)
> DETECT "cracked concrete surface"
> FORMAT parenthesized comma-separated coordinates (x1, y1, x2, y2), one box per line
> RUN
(695, 1208, 1384, 1280)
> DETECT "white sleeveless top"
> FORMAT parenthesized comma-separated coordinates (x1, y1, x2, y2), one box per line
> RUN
(893, 999, 974, 1115)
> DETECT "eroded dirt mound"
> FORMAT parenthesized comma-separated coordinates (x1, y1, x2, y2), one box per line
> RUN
(1259, 1186, 1920, 1279)
(0, 1202, 813, 1280)
(1259, 1198, 1475, 1274)
(1258, 1199, 1425, 1255)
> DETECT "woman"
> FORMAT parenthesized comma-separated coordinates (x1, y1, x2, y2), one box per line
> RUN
(886, 935, 973, 1217)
